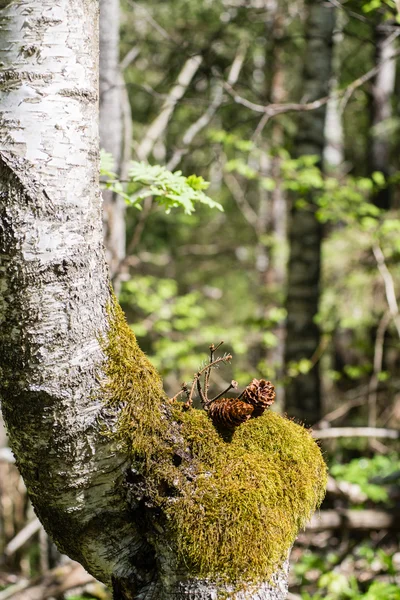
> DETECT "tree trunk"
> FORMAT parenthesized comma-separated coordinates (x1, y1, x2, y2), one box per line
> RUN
(369, 26, 397, 209)
(0, 2, 325, 598)
(100, 0, 127, 282)
(284, 1, 335, 425)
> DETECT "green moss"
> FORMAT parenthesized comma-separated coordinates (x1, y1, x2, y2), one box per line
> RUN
(102, 298, 327, 586)
(101, 299, 168, 465)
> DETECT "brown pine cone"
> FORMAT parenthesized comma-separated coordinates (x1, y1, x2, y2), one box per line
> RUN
(208, 397, 254, 429)
(241, 378, 275, 417)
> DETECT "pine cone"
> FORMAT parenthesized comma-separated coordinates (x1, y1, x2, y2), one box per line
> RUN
(208, 397, 254, 429)
(241, 378, 275, 417)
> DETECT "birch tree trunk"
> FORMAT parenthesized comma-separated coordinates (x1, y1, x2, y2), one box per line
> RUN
(284, 0, 335, 424)
(0, 2, 315, 599)
(100, 0, 127, 281)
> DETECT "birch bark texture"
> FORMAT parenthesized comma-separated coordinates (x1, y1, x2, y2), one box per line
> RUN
(285, 0, 335, 425)
(0, 2, 292, 599)
(0, 0, 134, 586)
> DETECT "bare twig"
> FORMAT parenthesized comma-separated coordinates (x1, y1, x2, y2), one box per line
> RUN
(167, 44, 247, 171)
(373, 245, 400, 338)
(207, 380, 238, 406)
(313, 427, 399, 440)
(223, 172, 259, 230)
(314, 396, 365, 428)
(223, 47, 400, 120)
(4, 518, 42, 557)
(137, 54, 203, 161)
(127, 0, 181, 45)
(184, 347, 232, 408)
(307, 509, 400, 531)
(196, 376, 207, 405)
(326, 475, 367, 504)
(120, 46, 140, 71)
(368, 311, 391, 427)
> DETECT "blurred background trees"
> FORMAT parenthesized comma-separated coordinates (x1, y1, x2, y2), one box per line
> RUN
(1, 0, 400, 599)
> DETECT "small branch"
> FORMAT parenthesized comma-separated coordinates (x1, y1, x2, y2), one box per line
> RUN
(373, 245, 400, 338)
(186, 377, 198, 408)
(313, 396, 365, 427)
(368, 311, 391, 428)
(198, 354, 232, 378)
(326, 475, 367, 504)
(137, 54, 203, 161)
(184, 347, 231, 408)
(223, 47, 400, 120)
(167, 44, 247, 171)
(307, 509, 400, 531)
(120, 46, 140, 71)
(4, 518, 42, 557)
(196, 375, 207, 405)
(126, 0, 181, 45)
(206, 380, 238, 406)
(223, 172, 259, 230)
(313, 427, 399, 440)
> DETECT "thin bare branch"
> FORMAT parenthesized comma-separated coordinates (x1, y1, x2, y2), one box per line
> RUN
(120, 46, 140, 71)
(167, 45, 247, 171)
(373, 244, 400, 338)
(307, 509, 400, 531)
(4, 518, 42, 557)
(223, 47, 400, 119)
(207, 380, 238, 406)
(314, 397, 365, 427)
(223, 172, 259, 230)
(368, 311, 391, 427)
(127, 0, 181, 45)
(196, 375, 207, 405)
(137, 54, 203, 161)
(313, 427, 399, 440)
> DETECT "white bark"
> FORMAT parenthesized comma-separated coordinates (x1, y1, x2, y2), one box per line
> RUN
(0, 0, 136, 586)
(0, 3, 290, 599)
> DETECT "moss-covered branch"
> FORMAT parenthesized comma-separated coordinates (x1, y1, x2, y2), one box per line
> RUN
(102, 298, 327, 593)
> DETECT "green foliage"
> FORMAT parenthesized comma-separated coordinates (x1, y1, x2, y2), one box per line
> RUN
(301, 578, 400, 600)
(330, 454, 400, 503)
(100, 150, 223, 214)
(296, 547, 400, 600)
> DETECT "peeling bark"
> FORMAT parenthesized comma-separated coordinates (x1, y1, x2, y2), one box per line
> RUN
(0, 2, 292, 599)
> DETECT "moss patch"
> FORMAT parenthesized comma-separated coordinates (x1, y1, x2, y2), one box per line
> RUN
(102, 299, 327, 585)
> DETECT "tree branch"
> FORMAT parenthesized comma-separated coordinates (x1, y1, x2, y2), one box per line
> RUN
(167, 44, 247, 171)
(223, 47, 400, 122)
(313, 427, 399, 440)
(137, 54, 203, 160)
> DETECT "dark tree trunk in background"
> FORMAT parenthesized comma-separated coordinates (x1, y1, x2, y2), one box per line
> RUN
(100, 0, 127, 283)
(369, 25, 397, 210)
(285, 1, 335, 425)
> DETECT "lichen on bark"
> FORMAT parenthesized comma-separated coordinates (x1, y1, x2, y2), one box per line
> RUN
(102, 297, 328, 588)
